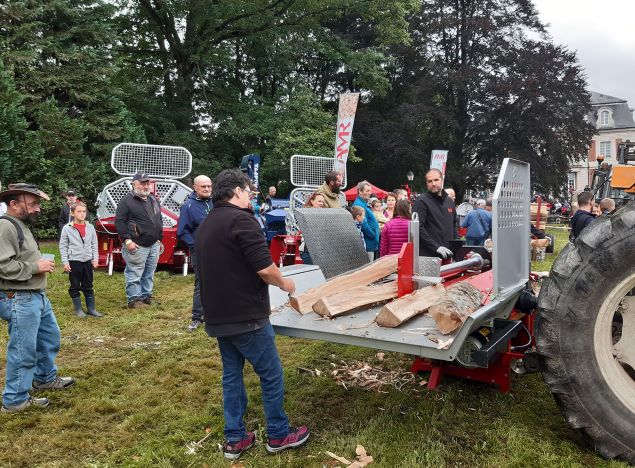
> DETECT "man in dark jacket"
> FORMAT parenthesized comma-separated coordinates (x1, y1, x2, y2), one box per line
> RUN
(569, 191, 596, 242)
(196, 169, 310, 460)
(58, 190, 77, 233)
(177, 175, 213, 331)
(413, 169, 457, 259)
(115, 172, 163, 308)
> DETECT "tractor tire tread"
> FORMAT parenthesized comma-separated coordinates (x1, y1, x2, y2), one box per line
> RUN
(536, 202, 635, 464)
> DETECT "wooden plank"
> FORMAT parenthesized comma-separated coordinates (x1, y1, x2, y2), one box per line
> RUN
(312, 281, 398, 318)
(289, 255, 398, 314)
(428, 282, 483, 335)
(375, 284, 446, 328)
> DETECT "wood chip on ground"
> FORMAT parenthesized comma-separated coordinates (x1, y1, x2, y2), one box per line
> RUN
(329, 360, 417, 392)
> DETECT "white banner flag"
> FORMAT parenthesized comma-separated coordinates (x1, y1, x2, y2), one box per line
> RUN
(333, 93, 360, 172)
(430, 149, 449, 177)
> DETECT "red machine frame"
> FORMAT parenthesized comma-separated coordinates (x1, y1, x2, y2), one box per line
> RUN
(396, 242, 536, 393)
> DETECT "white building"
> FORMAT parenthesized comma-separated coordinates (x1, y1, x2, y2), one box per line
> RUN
(569, 92, 635, 193)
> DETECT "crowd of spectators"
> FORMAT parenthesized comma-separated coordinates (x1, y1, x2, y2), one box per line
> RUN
(1, 165, 621, 460)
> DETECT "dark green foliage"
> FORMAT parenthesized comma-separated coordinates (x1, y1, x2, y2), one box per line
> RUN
(353, 0, 594, 198)
(0, 59, 46, 186)
(1, 0, 145, 235)
(1, 0, 594, 232)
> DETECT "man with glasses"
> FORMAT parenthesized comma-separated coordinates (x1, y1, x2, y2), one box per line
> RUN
(196, 169, 310, 460)
(115, 172, 163, 308)
(0, 184, 75, 413)
(177, 175, 213, 331)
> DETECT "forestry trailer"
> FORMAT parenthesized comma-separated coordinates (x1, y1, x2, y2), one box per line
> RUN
(268, 157, 635, 463)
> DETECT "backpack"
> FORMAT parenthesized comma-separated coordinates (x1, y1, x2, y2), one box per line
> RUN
(0, 216, 25, 249)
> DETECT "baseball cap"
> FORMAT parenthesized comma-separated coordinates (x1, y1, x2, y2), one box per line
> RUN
(66, 190, 76, 196)
(132, 172, 151, 182)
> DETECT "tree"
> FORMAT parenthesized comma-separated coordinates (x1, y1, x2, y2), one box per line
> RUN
(353, 0, 594, 197)
(0, 59, 46, 185)
(113, 0, 415, 183)
(1, 0, 145, 234)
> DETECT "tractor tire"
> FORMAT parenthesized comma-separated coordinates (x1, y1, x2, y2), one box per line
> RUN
(536, 202, 635, 463)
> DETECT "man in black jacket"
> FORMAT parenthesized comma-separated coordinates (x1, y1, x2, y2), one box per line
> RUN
(115, 172, 163, 308)
(58, 190, 77, 233)
(196, 169, 309, 460)
(569, 191, 596, 242)
(413, 169, 457, 259)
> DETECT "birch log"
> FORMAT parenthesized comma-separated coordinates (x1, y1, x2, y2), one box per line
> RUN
(428, 282, 483, 334)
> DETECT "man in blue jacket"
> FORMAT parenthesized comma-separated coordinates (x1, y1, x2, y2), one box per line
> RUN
(178, 175, 213, 331)
(352, 181, 380, 261)
(460, 199, 492, 246)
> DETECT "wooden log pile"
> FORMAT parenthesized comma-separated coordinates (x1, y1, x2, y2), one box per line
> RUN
(530, 202, 549, 225)
(288, 255, 485, 335)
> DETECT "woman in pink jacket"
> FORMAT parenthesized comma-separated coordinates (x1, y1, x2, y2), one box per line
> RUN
(379, 199, 412, 256)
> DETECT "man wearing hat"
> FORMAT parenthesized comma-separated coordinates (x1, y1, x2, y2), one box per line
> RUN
(0, 183, 75, 413)
(115, 172, 163, 308)
(58, 190, 78, 233)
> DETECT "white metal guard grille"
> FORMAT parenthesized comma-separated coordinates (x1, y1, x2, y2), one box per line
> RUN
(290, 155, 347, 189)
(492, 159, 530, 296)
(111, 143, 192, 179)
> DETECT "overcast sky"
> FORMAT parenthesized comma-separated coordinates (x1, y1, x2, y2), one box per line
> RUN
(532, 0, 635, 108)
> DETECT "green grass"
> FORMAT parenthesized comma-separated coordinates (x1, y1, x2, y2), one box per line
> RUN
(0, 230, 627, 467)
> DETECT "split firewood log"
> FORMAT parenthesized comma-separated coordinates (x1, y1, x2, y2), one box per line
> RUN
(530, 238, 551, 248)
(289, 255, 398, 314)
(428, 282, 483, 334)
(375, 284, 445, 328)
(312, 281, 398, 318)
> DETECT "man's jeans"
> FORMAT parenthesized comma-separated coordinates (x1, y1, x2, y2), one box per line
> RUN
(0, 291, 61, 407)
(216, 321, 289, 442)
(190, 249, 203, 321)
(122, 242, 160, 303)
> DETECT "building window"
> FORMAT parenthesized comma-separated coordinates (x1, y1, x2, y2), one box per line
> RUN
(600, 110, 610, 126)
(567, 173, 576, 192)
(599, 140, 611, 159)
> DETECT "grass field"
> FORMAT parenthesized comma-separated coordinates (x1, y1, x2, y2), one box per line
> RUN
(0, 228, 627, 467)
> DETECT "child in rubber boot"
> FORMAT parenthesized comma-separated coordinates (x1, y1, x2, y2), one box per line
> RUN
(59, 201, 102, 318)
